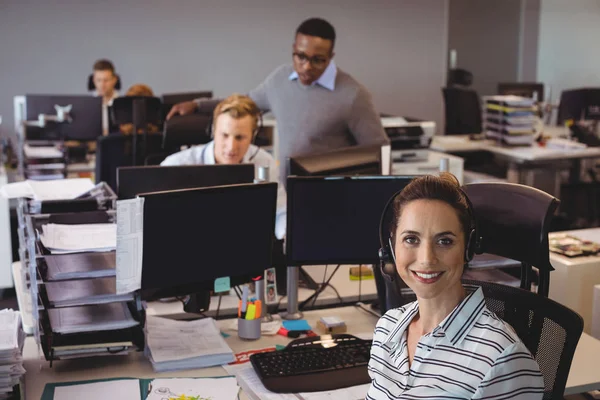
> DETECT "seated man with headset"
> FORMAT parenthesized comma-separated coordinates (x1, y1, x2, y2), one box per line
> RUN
(161, 94, 286, 239)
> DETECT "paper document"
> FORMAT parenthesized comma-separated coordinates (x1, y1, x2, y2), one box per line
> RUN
(40, 223, 117, 254)
(54, 379, 140, 400)
(145, 316, 234, 372)
(44, 252, 116, 281)
(47, 302, 139, 334)
(233, 362, 369, 400)
(29, 178, 94, 200)
(23, 144, 63, 159)
(116, 198, 144, 294)
(0, 178, 94, 200)
(45, 277, 133, 307)
(0, 309, 26, 399)
(146, 378, 239, 400)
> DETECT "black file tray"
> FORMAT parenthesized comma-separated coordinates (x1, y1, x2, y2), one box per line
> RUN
(38, 300, 145, 365)
(22, 182, 117, 215)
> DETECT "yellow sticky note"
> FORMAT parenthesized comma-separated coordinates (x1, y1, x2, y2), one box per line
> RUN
(246, 304, 256, 320)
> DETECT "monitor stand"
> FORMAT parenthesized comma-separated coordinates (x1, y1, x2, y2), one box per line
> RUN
(183, 291, 211, 314)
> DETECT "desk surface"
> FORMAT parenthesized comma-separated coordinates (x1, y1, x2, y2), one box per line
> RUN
(22, 306, 378, 400)
(22, 302, 600, 399)
(431, 135, 600, 163)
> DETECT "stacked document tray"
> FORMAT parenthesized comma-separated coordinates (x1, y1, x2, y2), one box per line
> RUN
(483, 95, 537, 146)
(22, 144, 66, 181)
(12, 180, 116, 335)
(25, 211, 144, 364)
(12, 181, 144, 365)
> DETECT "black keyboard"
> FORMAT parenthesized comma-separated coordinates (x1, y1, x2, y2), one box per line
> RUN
(250, 334, 372, 393)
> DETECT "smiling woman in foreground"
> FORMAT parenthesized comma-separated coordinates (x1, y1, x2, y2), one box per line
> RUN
(367, 173, 544, 399)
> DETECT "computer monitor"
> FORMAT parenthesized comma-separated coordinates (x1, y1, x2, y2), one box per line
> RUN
(557, 88, 600, 125)
(139, 182, 277, 301)
(24, 95, 102, 141)
(497, 83, 545, 101)
(117, 164, 255, 199)
(161, 91, 213, 119)
(286, 175, 413, 266)
(288, 145, 382, 176)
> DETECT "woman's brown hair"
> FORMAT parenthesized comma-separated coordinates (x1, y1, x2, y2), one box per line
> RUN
(390, 173, 473, 244)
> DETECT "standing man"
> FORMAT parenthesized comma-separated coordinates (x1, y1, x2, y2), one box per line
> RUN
(167, 18, 389, 179)
(91, 59, 119, 135)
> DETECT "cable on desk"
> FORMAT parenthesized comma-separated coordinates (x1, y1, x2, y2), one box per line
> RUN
(299, 265, 341, 311)
(215, 293, 223, 320)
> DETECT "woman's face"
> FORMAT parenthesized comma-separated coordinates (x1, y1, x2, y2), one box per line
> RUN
(394, 199, 466, 301)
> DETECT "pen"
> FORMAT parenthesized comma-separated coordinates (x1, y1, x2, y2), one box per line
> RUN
(241, 285, 249, 319)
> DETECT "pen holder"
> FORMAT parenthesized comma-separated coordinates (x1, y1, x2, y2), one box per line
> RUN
(238, 318, 261, 340)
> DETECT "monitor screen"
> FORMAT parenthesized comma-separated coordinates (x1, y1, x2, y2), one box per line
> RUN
(497, 83, 545, 101)
(139, 182, 277, 300)
(557, 88, 600, 124)
(24, 95, 102, 141)
(286, 175, 413, 266)
(117, 164, 255, 199)
(288, 145, 382, 177)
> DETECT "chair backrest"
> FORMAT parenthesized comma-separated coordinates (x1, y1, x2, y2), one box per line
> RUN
(162, 114, 213, 149)
(95, 133, 175, 193)
(463, 279, 583, 400)
(442, 87, 482, 135)
(463, 182, 559, 296)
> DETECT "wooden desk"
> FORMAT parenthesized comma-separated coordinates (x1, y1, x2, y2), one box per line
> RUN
(549, 228, 600, 334)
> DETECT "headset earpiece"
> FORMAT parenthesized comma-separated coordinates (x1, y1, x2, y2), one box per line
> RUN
(379, 236, 397, 281)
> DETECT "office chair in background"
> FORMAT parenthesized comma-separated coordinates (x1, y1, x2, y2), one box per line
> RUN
(380, 182, 580, 399)
(442, 87, 482, 135)
(95, 133, 179, 192)
(162, 114, 213, 150)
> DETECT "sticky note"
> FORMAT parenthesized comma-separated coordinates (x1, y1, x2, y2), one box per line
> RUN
(221, 331, 231, 338)
(282, 319, 311, 331)
(246, 304, 256, 320)
(214, 276, 231, 293)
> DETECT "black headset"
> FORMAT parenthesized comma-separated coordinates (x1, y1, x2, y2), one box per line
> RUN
(378, 186, 481, 282)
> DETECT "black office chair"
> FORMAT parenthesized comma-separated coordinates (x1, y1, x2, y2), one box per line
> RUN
(162, 114, 213, 149)
(463, 182, 560, 297)
(461, 279, 583, 400)
(442, 87, 482, 135)
(95, 133, 178, 193)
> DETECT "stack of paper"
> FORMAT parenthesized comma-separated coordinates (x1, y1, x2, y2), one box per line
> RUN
(23, 144, 63, 159)
(0, 310, 26, 399)
(483, 95, 537, 145)
(0, 178, 94, 200)
(40, 223, 117, 254)
(45, 277, 133, 307)
(47, 302, 139, 334)
(145, 316, 235, 372)
(146, 378, 239, 400)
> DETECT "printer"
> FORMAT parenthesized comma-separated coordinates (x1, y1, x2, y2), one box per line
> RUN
(380, 115, 435, 162)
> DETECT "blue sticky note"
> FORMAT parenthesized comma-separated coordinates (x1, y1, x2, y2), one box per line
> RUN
(283, 319, 311, 331)
(221, 331, 230, 338)
(214, 277, 231, 293)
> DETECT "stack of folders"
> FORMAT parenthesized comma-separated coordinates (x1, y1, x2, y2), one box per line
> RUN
(0, 310, 26, 399)
(39, 223, 117, 254)
(484, 95, 537, 145)
(145, 316, 235, 372)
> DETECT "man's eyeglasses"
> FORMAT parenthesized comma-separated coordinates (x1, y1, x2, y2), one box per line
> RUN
(293, 52, 328, 68)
